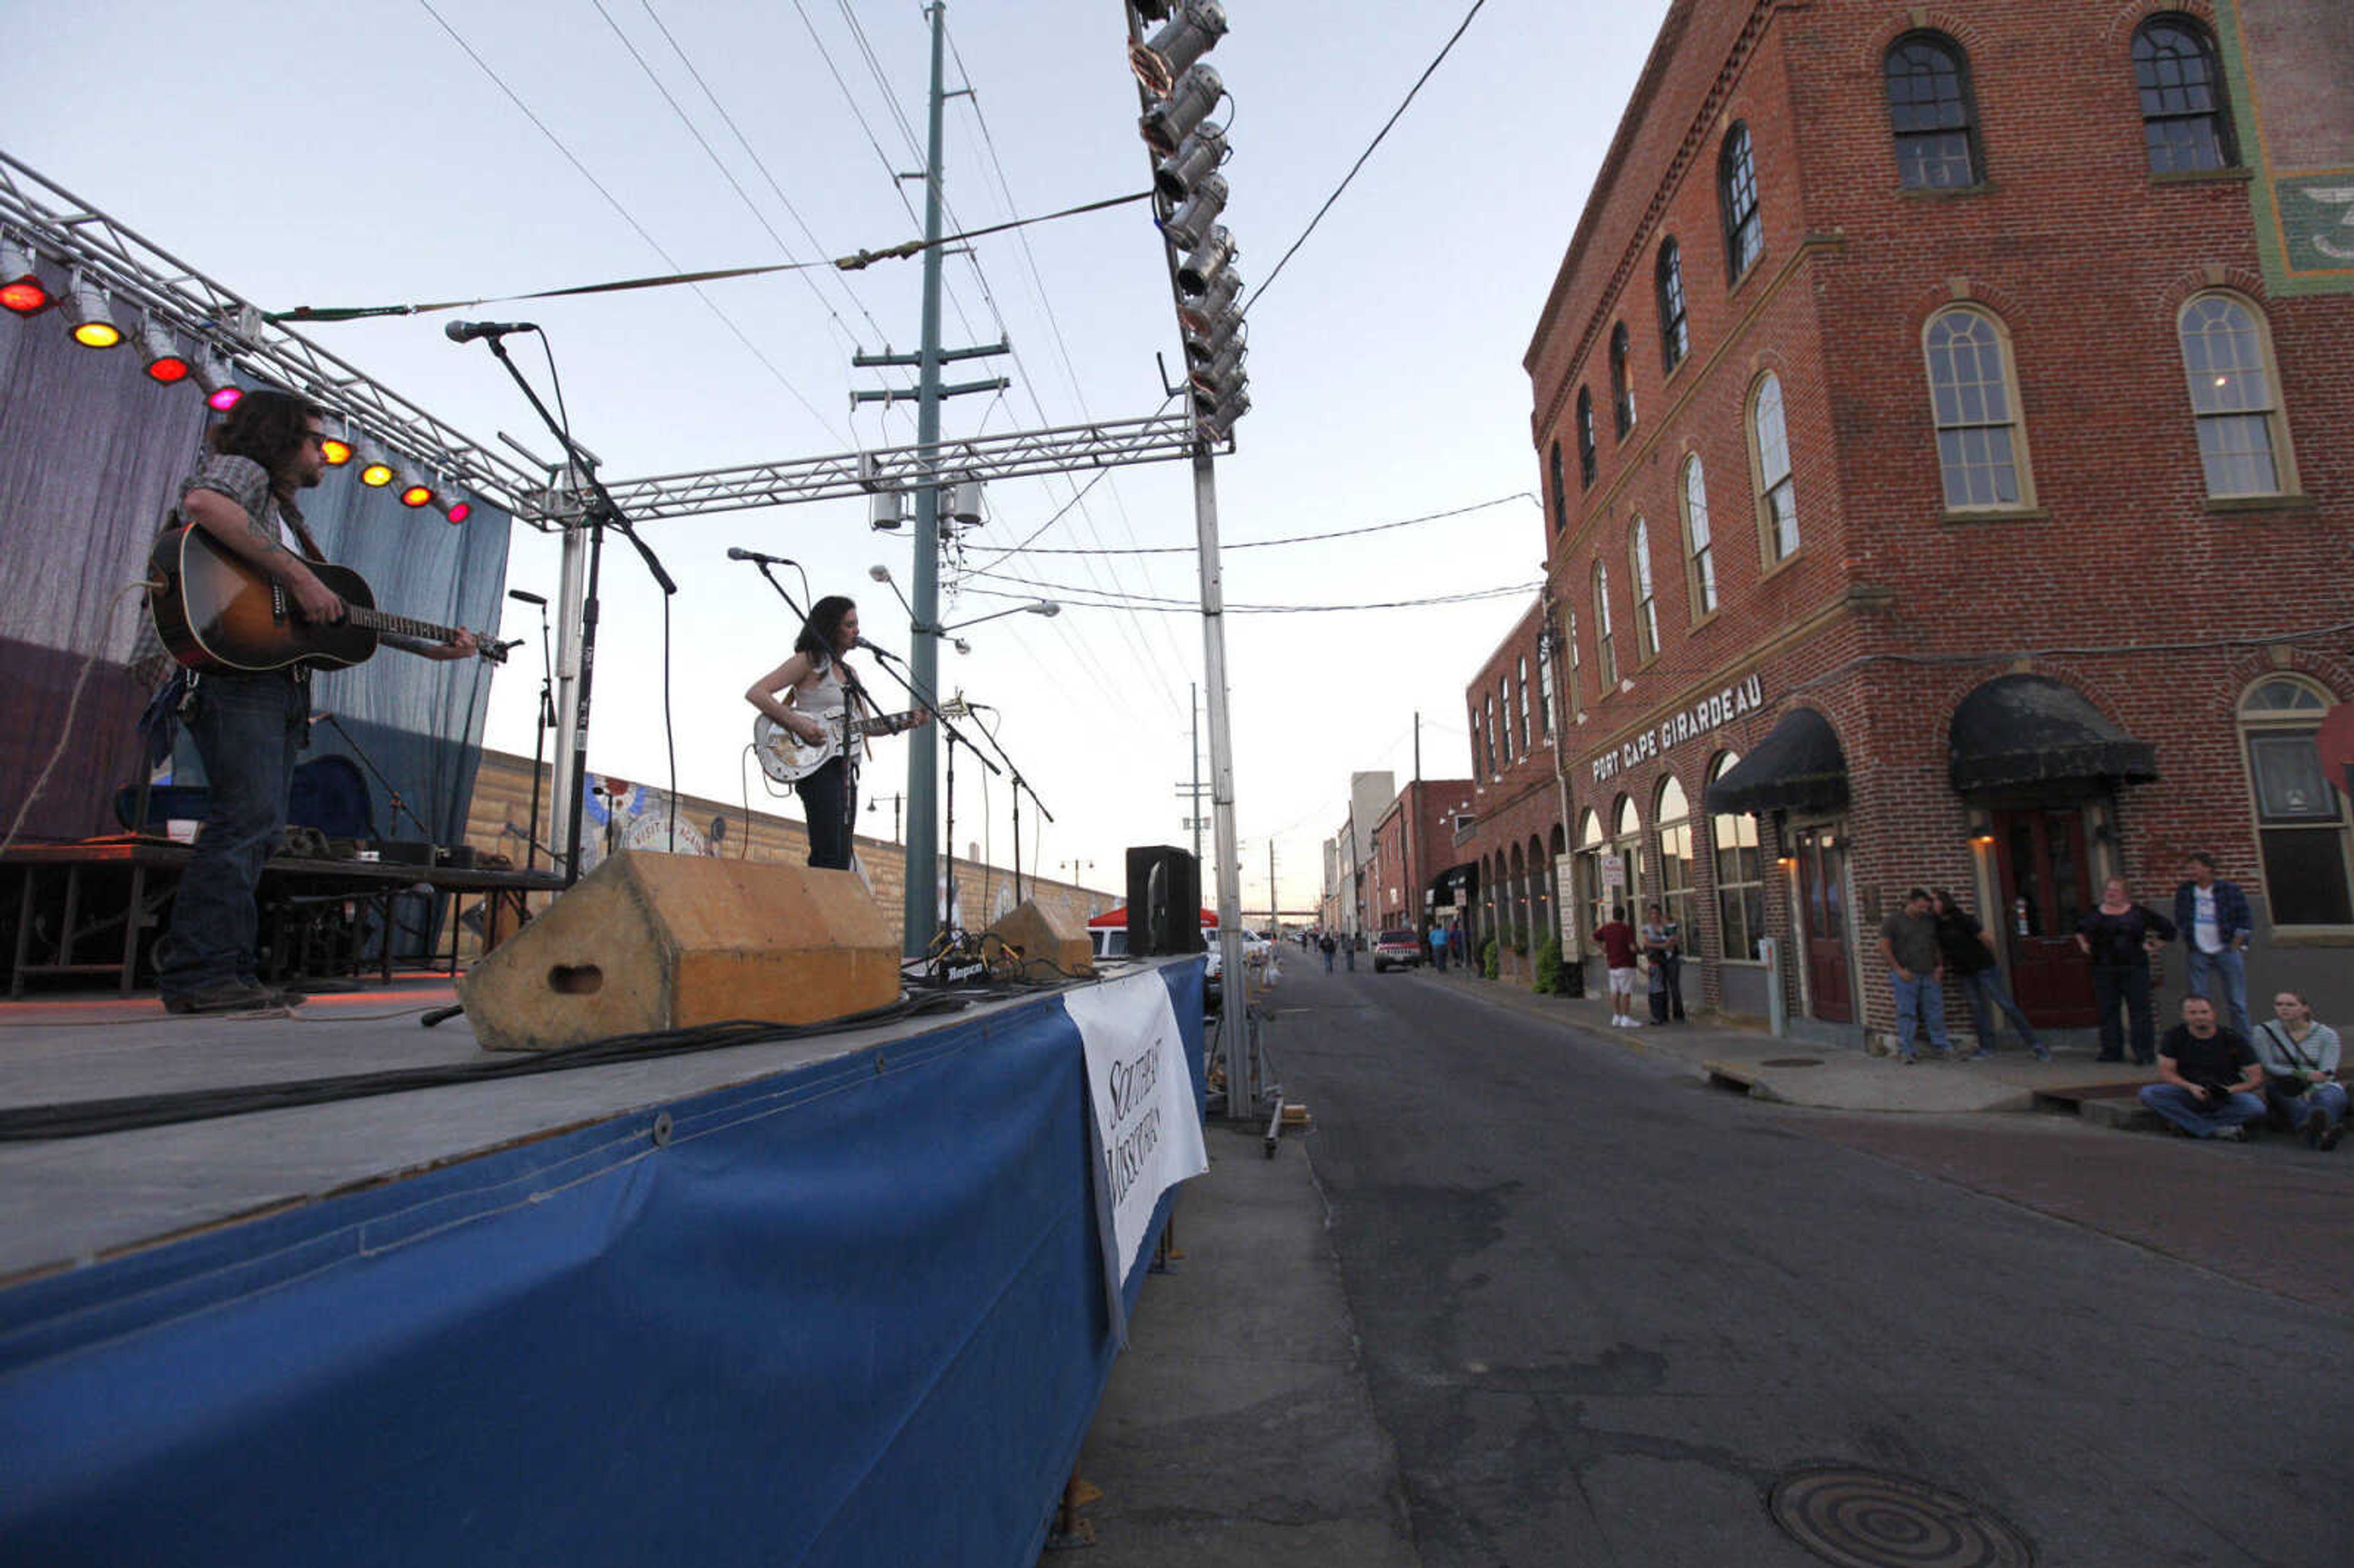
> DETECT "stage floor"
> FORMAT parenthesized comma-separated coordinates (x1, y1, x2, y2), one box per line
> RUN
(0, 972, 1075, 1284)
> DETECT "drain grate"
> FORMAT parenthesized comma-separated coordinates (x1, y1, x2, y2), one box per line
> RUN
(1768, 1467, 2033, 1568)
(1759, 1056, 1823, 1068)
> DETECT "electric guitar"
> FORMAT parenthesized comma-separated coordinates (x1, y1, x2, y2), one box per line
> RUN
(147, 523, 505, 672)
(752, 704, 953, 785)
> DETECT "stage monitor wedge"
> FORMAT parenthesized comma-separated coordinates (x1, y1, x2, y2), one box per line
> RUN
(985, 899, 1094, 981)
(1125, 845, 1204, 957)
(459, 851, 900, 1052)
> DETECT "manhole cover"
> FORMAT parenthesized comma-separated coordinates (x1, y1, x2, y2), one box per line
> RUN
(1768, 1467, 2033, 1568)
(1760, 1057, 1823, 1068)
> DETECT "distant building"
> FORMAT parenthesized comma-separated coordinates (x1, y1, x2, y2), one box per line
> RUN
(1521, 0, 2354, 1045)
(1368, 777, 1477, 935)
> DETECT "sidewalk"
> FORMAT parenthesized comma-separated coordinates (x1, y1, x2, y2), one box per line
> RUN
(1414, 963, 2163, 1119)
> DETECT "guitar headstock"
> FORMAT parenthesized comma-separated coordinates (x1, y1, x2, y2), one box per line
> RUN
(478, 636, 510, 666)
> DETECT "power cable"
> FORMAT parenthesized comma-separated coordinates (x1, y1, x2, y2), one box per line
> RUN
(958, 579, 1545, 614)
(1008, 493, 1540, 556)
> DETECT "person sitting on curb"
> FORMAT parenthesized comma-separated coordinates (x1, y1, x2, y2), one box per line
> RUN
(2250, 989, 2345, 1152)
(2137, 996, 2266, 1142)
(1877, 888, 1949, 1064)
(1931, 888, 2047, 1062)
(1596, 905, 1642, 1028)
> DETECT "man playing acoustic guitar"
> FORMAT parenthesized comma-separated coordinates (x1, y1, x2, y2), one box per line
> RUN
(153, 390, 476, 1014)
(742, 596, 925, 871)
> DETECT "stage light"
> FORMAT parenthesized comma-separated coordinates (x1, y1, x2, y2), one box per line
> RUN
(1175, 224, 1236, 297)
(64, 272, 123, 349)
(1183, 303, 1243, 367)
(436, 485, 473, 525)
(1140, 64, 1223, 159)
(137, 319, 192, 384)
(1176, 266, 1240, 337)
(356, 441, 395, 489)
(400, 479, 436, 509)
(1199, 386, 1250, 441)
(192, 348, 242, 410)
(1161, 172, 1228, 253)
(1154, 123, 1227, 204)
(1, 236, 50, 316)
(1130, 2, 1227, 98)
(319, 432, 352, 466)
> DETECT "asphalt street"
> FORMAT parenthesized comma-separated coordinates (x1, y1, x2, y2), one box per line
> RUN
(1076, 956, 2354, 1568)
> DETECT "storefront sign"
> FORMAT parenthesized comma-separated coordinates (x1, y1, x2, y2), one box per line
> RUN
(1553, 856, 1577, 947)
(1591, 674, 1766, 785)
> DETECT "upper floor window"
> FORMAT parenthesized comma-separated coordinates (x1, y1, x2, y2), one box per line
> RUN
(1470, 707, 1487, 778)
(1886, 32, 1979, 189)
(1537, 633, 1556, 739)
(1719, 122, 1764, 280)
(1748, 371, 1799, 563)
(1499, 677, 1514, 764)
(1576, 387, 1598, 488)
(2178, 292, 2291, 497)
(1924, 306, 2030, 510)
(1593, 560, 1618, 689)
(2135, 16, 2237, 173)
(1548, 440, 1567, 532)
(1680, 454, 1718, 616)
(1610, 322, 1637, 438)
(1484, 695, 1500, 776)
(1517, 656, 1532, 752)
(1564, 606, 1583, 710)
(2239, 677, 2352, 929)
(1629, 518, 1659, 662)
(1656, 239, 1689, 372)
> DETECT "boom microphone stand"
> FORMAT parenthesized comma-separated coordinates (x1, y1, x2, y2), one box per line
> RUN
(458, 327, 676, 887)
(511, 588, 555, 875)
(956, 704, 1054, 910)
(856, 641, 999, 942)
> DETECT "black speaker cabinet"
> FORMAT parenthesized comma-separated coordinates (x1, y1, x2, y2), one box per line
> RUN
(1125, 845, 1204, 957)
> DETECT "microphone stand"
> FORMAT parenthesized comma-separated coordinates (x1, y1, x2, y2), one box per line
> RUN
(856, 642, 999, 953)
(316, 711, 433, 840)
(524, 595, 555, 875)
(468, 330, 676, 887)
(957, 706, 1055, 910)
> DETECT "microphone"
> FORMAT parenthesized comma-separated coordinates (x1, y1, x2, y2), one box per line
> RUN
(853, 636, 888, 655)
(725, 546, 796, 565)
(444, 319, 539, 343)
(508, 588, 546, 606)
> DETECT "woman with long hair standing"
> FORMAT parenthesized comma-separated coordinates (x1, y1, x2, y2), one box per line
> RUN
(743, 596, 924, 870)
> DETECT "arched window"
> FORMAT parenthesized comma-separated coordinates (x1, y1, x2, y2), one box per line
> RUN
(1592, 560, 1617, 688)
(2135, 15, 2237, 173)
(1924, 306, 2030, 510)
(1497, 677, 1514, 764)
(1516, 655, 1531, 752)
(1548, 440, 1567, 532)
(1656, 238, 1689, 371)
(1749, 372, 1799, 563)
(1537, 630, 1557, 740)
(1885, 32, 1979, 189)
(1599, 794, 1642, 932)
(1680, 454, 1718, 616)
(1470, 705, 1487, 778)
(1629, 517, 1659, 662)
(1720, 121, 1764, 280)
(1577, 386, 1598, 488)
(1610, 322, 1637, 438)
(1576, 808, 1606, 954)
(2239, 677, 2353, 929)
(1564, 606, 1583, 711)
(1708, 752, 1764, 961)
(1656, 775, 1695, 945)
(2178, 292, 2291, 498)
(1484, 693, 1499, 777)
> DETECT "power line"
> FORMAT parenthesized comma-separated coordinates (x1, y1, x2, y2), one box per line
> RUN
(959, 578, 1544, 614)
(414, 0, 848, 444)
(1250, 0, 1490, 312)
(1008, 493, 1540, 555)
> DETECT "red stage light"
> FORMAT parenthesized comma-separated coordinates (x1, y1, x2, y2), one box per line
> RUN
(446, 501, 472, 524)
(145, 354, 192, 383)
(1, 278, 49, 314)
(207, 386, 243, 411)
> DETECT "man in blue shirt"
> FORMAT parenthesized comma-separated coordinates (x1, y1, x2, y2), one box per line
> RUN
(2173, 852, 2253, 1038)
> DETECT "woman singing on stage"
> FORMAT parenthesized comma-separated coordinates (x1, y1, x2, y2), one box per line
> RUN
(743, 596, 924, 870)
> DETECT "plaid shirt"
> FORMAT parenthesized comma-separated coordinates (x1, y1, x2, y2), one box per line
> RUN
(133, 455, 325, 679)
(2173, 879, 2253, 948)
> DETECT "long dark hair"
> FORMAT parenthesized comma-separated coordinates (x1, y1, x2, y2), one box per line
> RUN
(796, 596, 856, 661)
(208, 389, 321, 483)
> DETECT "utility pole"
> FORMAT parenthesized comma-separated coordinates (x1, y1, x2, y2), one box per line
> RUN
(1191, 682, 1203, 865)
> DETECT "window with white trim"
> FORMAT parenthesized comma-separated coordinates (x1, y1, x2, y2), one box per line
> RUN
(1924, 306, 2030, 510)
(2239, 677, 2352, 929)
(1680, 454, 1718, 615)
(1630, 517, 1659, 662)
(1593, 560, 1617, 688)
(2178, 292, 2291, 498)
(1749, 372, 1799, 563)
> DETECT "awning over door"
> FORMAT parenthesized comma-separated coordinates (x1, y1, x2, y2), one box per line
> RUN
(1701, 707, 1849, 815)
(1948, 674, 2157, 794)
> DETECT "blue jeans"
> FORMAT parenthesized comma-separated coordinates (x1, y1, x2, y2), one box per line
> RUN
(2138, 1083, 2264, 1138)
(156, 672, 307, 998)
(1890, 970, 1950, 1058)
(1955, 967, 2041, 1054)
(2263, 1077, 2348, 1133)
(2091, 964, 2156, 1062)
(2184, 944, 2249, 1038)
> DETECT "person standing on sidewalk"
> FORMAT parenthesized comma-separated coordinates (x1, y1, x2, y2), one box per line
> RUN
(2137, 996, 2265, 1140)
(2074, 877, 2177, 1064)
(2173, 852, 2253, 1038)
(1596, 906, 1642, 1027)
(1931, 888, 2047, 1061)
(1428, 924, 1448, 972)
(1640, 902, 1685, 1024)
(1319, 931, 1336, 972)
(2249, 989, 2345, 1150)
(1876, 888, 1951, 1064)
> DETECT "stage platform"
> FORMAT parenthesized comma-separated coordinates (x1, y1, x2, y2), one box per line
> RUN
(0, 960, 1208, 1568)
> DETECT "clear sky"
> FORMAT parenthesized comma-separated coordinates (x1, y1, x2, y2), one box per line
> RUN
(2, 0, 1667, 913)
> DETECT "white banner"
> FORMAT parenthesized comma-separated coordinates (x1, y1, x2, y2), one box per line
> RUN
(1066, 969, 1209, 1292)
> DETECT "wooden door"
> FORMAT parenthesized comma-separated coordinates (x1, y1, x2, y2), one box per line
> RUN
(1794, 825, 1853, 1023)
(1991, 808, 2097, 1026)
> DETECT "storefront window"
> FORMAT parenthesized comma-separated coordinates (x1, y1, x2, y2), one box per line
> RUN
(1577, 808, 1605, 954)
(2239, 677, 2353, 927)
(1603, 794, 1642, 929)
(1709, 751, 1765, 961)
(1656, 776, 1695, 942)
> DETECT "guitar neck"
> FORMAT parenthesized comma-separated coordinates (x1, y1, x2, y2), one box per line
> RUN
(348, 606, 462, 645)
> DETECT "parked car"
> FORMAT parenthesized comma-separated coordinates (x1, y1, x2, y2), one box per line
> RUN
(1372, 929, 1423, 972)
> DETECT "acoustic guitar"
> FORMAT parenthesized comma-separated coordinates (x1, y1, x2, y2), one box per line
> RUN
(752, 707, 943, 785)
(147, 523, 505, 672)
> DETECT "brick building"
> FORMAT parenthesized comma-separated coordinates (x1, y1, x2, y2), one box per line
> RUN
(1366, 777, 1476, 937)
(1460, 601, 1575, 981)
(1516, 0, 2353, 1046)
